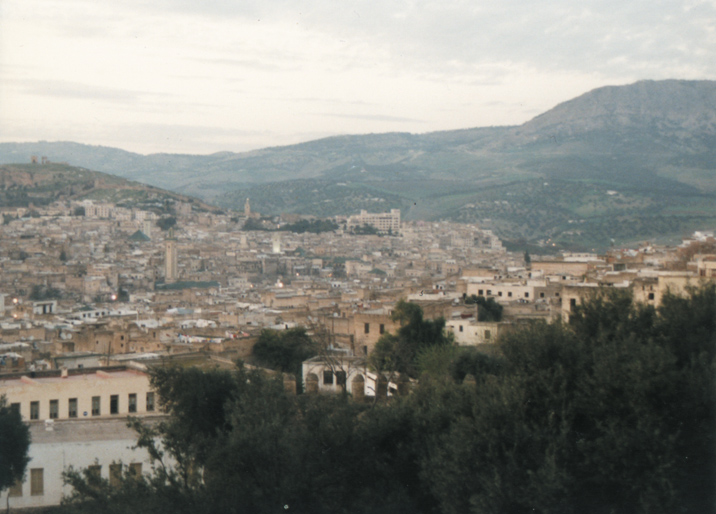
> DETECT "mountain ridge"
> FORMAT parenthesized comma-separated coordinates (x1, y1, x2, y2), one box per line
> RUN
(1, 79, 714, 250)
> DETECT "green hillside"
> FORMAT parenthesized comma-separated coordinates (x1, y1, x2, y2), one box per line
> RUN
(1, 80, 714, 250)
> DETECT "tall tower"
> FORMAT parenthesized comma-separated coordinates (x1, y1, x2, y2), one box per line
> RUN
(272, 233, 281, 254)
(244, 198, 251, 217)
(165, 228, 178, 284)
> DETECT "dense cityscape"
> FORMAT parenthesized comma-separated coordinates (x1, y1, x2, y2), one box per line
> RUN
(0, 189, 714, 512)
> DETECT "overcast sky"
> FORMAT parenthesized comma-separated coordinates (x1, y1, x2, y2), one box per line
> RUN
(1, 0, 714, 155)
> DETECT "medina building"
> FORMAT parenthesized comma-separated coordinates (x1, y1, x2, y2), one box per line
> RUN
(0, 366, 161, 510)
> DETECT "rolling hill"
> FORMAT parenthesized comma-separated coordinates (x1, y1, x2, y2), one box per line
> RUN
(1, 79, 714, 250)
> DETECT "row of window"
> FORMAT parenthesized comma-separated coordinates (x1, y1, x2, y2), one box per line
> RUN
(7, 464, 143, 497)
(456, 326, 491, 339)
(13, 392, 155, 420)
(323, 370, 347, 386)
(475, 289, 560, 299)
(8, 469, 44, 497)
(364, 323, 385, 334)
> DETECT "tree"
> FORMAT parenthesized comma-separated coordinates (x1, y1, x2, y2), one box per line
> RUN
(464, 295, 503, 321)
(370, 300, 452, 378)
(423, 286, 716, 514)
(252, 327, 318, 381)
(156, 217, 176, 231)
(0, 396, 31, 509)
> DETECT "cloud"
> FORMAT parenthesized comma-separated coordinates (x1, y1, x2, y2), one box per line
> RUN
(8, 78, 147, 104)
(318, 113, 425, 123)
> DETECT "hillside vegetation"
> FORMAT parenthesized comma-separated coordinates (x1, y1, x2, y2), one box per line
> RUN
(2, 80, 714, 250)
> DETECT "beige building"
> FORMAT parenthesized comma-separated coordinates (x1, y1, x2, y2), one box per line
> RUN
(446, 319, 512, 345)
(0, 366, 156, 422)
(346, 209, 401, 234)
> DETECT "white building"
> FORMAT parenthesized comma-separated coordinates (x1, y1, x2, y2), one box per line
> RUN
(346, 209, 401, 234)
(2, 419, 154, 510)
(0, 366, 163, 509)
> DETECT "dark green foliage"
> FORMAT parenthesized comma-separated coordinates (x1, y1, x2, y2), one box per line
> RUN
(61, 286, 716, 514)
(449, 346, 504, 382)
(242, 218, 271, 231)
(156, 216, 176, 231)
(464, 294, 503, 321)
(281, 219, 339, 233)
(425, 286, 716, 514)
(73, 206, 85, 216)
(0, 396, 31, 495)
(351, 224, 380, 235)
(29, 284, 62, 301)
(370, 300, 452, 377)
(252, 327, 318, 380)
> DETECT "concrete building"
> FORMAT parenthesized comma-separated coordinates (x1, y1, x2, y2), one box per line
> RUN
(0, 366, 156, 422)
(1, 419, 155, 510)
(347, 209, 401, 234)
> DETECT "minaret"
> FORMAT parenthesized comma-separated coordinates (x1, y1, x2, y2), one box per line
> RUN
(165, 228, 178, 284)
(272, 233, 281, 254)
(244, 198, 251, 218)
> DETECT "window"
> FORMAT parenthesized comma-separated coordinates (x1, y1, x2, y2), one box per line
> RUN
(128, 394, 137, 413)
(129, 463, 142, 477)
(92, 396, 101, 416)
(30, 468, 43, 496)
(68, 398, 78, 418)
(363, 345, 368, 355)
(110, 395, 119, 415)
(570, 298, 577, 311)
(498, 291, 502, 297)
(648, 293, 655, 300)
(323, 370, 334, 385)
(485, 330, 491, 340)
(555, 292, 560, 297)
(8, 479, 22, 497)
(459, 325, 463, 332)
(109, 464, 122, 487)
(379, 324, 385, 334)
(524, 292, 529, 298)
(49, 400, 59, 419)
(478, 289, 483, 295)
(146, 392, 155, 412)
(30, 401, 39, 420)
(336, 371, 347, 387)
(486, 290, 492, 296)
(540, 292, 545, 298)
(364, 323, 370, 334)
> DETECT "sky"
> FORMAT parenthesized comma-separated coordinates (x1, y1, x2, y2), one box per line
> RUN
(1, 0, 714, 155)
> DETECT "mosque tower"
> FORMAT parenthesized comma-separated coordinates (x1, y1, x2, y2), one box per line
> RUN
(164, 228, 178, 284)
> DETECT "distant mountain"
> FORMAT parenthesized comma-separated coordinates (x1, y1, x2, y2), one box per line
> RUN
(1, 79, 715, 250)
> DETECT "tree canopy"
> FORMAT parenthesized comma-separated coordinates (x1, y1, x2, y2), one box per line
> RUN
(464, 294, 503, 321)
(0, 396, 31, 497)
(370, 299, 452, 377)
(61, 285, 716, 514)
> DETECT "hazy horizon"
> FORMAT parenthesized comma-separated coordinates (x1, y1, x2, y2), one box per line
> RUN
(2, 0, 714, 155)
